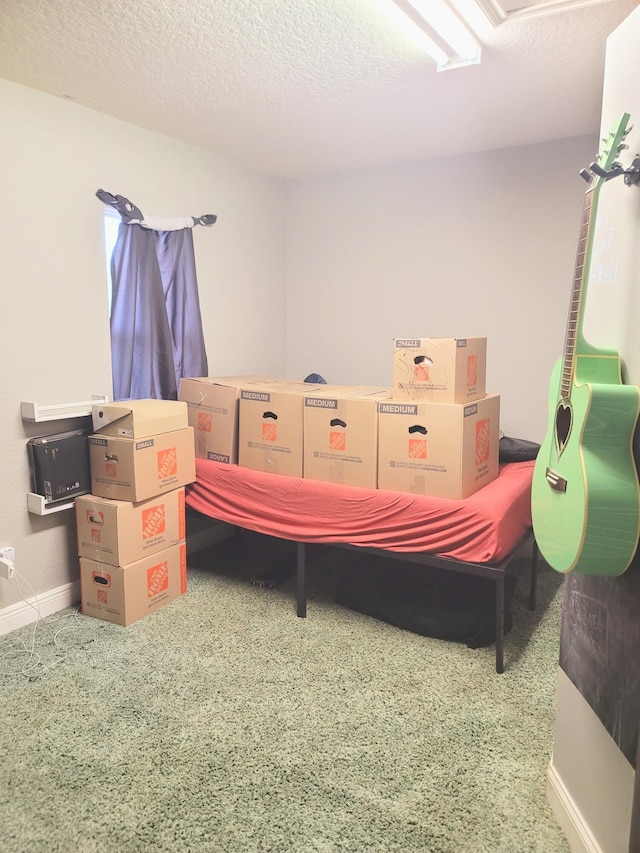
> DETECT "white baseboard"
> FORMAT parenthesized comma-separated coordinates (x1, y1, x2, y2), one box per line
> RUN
(0, 580, 80, 636)
(546, 760, 602, 853)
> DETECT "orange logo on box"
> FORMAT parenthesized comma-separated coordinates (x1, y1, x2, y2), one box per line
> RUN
(197, 412, 212, 432)
(91, 528, 102, 543)
(414, 362, 430, 381)
(97, 589, 108, 604)
(262, 423, 277, 442)
(157, 447, 177, 479)
(147, 561, 169, 598)
(105, 461, 117, 478)
(476, 418, 490, 464)
(467, 355, 478, 387)
(408, 438, 427, 459)
(142, 504, 165, 540)
(329, 431, 346, 451)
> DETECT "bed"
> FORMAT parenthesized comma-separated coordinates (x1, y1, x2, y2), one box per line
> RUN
(186, 459, 538, 673)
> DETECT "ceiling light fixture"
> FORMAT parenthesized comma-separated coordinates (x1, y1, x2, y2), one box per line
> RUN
(392, 0, 483, 71)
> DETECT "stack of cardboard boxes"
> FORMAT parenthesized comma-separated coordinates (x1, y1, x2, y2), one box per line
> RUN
(381, 337, 499, 499)
(178, 336, 499, 501)
(76, 400, 196, 627)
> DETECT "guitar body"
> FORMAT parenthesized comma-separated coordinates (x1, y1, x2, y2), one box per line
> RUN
(531, 355, 640, 575)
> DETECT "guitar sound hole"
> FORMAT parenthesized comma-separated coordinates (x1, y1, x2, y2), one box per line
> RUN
(555, 402, 572, 451)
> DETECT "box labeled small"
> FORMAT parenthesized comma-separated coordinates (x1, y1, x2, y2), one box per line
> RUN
(393, 337, 487, 403)
(88, 427, 196, 502)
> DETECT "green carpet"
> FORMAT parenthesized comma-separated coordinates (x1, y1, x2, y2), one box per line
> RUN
(0, 531, 568, 852)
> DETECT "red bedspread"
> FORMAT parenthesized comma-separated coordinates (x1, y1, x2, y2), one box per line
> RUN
(186, 459, 534, 564)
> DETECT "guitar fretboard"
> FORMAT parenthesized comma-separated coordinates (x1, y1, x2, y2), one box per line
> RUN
(561, 190, 594, 399)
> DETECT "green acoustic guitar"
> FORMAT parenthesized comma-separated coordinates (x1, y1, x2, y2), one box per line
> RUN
(531, 113, 640, 576)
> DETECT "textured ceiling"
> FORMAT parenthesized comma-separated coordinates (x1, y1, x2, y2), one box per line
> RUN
(1, 0, 638, 178)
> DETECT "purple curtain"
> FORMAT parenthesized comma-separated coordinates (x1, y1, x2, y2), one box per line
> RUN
(109, 221, 209, 401)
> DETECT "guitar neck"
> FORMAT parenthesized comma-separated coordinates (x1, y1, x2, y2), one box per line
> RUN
(561, 188, 597, 398)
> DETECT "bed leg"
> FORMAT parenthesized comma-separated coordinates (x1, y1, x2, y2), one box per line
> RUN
(495, 577, 504, 674)
(297, 542, 307, 618)
(529, 538, 538, 611)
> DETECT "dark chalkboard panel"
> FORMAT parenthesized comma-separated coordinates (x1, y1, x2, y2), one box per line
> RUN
(560, 553, 640, 766)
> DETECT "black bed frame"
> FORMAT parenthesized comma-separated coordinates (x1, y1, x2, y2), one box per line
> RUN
(294, 530, 538, 674)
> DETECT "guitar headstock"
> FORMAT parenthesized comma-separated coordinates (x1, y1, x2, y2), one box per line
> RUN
(581, 113, 632, 185)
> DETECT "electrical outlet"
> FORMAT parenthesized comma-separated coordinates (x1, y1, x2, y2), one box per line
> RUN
(0, 546, 15, 580)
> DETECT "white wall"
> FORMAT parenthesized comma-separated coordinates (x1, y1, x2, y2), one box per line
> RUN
(0, 79, 286, 620)
(286, 135, 597, 443)
(547, 671, 634, 853)
(0, 76, 602, 632)
(548, 6, 640, 853)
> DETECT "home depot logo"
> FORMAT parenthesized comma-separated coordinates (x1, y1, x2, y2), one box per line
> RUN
(197, 412, 212, 432)
(408, 438, 427, 459)
(475, 418, 490, 464)
(106, 461, 117, 478)
(91, 528, 102, 543)
(142, 504, 166, 540)
(262, 423, 277, 442)
(157, 447, 178, 479)
(147, 560, 169, 598)
(329, 431, 346, 451)
(467, 355, 478, 387)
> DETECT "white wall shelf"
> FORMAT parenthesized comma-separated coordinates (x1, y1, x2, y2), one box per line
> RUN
(27, 492, 76, 516)
(21, 395, 109, 423)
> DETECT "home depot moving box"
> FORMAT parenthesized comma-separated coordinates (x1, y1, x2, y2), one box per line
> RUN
(88, 428, 196, 502)
(303, 386, 392, 488)
(377, 395, 500, 499)
(178, 375, 270, 463)
(238, 379, 324, 477)
(75, 487, 186, 566)
(80, 542, 187, 627)
(91, 398, 189, 438)
(393, 337, 487, 403)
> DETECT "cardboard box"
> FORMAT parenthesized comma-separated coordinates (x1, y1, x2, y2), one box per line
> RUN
(75, 487, 186, 566)
(80, 542, 187, 627)
(377, 394, 500, 499)
(179, 378, 241, 463)
(178, 375, 276, 463)
(238, 380, 323, 477)
(88, 427, 196, 502)
(393, 337, 487, 403)
(92, 399, 189, 439)
(303, 386, 392, 488)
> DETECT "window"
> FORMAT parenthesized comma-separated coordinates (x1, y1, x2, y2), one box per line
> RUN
(103, 209, 120, 314)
